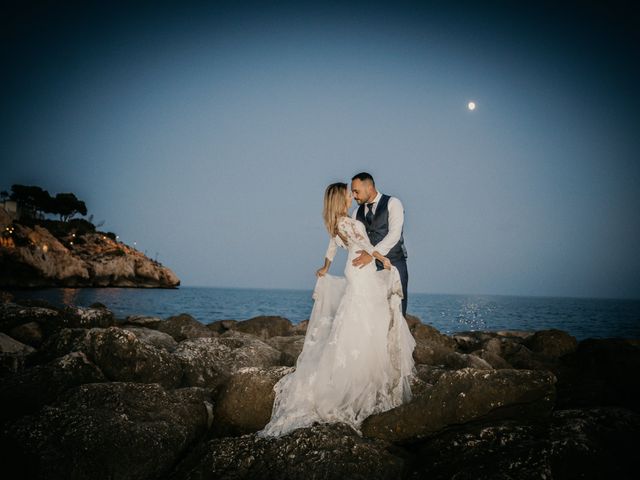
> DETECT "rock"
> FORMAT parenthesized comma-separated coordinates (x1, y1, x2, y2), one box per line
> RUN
(213, 366, 294, 436)
(404, 313, 422, 329)
(471, 348, 513, 369)
(0, 351, 106, 421)
(1, 382, 213, 480)
(167, 423, 404, 480)
(0, 302, 60, 334)
(33, 326, 183, 388)
(59, 305, 116, 329)
(207, 319, 237, 334)
(291, 319, 308, 335)
(0, 332, 37, 375)
(122, 326, 179, 352)
(554, 338, 640, 412)
(361, 368, 557, 442)
(405, 407, 640, 479)
(156, 313, 216, 341)
(232, 315, 294, 339)
(85, 327, 183, 389)
(9, 321, 44, 348)
(173, 331, 282, 392)
(410, 323, 457, 350)
(525, 328, 578, 358)
(123, 314, 163, 329)
(264, 335, 305, 366)
(453, 330, 533, 354)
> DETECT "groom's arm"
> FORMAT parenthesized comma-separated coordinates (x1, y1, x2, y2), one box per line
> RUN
(372, 197, 404, 256)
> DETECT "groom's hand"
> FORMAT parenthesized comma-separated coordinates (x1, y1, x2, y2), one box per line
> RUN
(352, 250, 373, 268)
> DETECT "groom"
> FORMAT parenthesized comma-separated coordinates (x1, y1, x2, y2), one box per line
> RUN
(351, 172, 409, 317)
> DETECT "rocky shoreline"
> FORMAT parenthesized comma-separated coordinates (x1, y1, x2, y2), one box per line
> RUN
(1, 296, 638, 479)
(0, 220, 180, 288)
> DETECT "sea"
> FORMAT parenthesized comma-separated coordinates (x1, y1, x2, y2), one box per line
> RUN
(6, 286, 640, 341)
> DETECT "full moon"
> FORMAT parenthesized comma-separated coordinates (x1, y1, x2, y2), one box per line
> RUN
(468, 101, 476, 111)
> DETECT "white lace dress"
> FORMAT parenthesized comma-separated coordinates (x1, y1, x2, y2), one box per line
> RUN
(256, 216, 416, 438)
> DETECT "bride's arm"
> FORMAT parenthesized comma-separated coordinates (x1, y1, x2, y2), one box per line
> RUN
(317, 237, 336, 277)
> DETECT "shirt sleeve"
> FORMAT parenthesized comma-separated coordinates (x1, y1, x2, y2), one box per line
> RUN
(373, 196, 404, 256)
(324, 236, 337, 262)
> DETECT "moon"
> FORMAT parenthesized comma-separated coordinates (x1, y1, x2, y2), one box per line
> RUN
(467, 101, 476, 111)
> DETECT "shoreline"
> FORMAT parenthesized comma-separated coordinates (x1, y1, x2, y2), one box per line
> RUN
(1, 297, 639, 478)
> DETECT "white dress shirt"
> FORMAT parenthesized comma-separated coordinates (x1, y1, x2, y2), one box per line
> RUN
(324, 191, 405, 261)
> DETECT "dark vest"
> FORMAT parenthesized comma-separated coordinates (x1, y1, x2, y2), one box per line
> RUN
(356, 194, 407, 262)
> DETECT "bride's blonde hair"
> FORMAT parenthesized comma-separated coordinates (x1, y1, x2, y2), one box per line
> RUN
(323, 182, 348, 236)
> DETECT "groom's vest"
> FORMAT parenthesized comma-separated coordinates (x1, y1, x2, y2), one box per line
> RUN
(356, 194, 408, 262)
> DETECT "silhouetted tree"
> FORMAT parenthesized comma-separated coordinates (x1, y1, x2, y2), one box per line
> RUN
(54, 193, 87, 222)
(10, 184, 53, 219)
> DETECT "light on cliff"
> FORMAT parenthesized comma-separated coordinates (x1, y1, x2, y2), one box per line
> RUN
(42, 244, 48, 253)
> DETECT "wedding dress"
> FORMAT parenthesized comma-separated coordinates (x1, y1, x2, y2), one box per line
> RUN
(257, 216, 416, 438)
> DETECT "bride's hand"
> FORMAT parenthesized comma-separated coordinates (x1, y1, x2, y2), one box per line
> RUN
(382, 257, 392, 270)
(316, 266, 329, 277)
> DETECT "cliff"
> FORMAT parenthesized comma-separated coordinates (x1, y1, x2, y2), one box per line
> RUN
(0, 218, 180, 288)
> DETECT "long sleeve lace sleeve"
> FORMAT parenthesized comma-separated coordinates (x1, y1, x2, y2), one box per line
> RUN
(324, 236, 338, 261)
(338, 218, 376, 256)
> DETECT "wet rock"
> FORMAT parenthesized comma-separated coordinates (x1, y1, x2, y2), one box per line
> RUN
(0, 351, 106, 421)
(361, 368, 557, 443)
(0, 332, 36, 375)
(231, 315, 295, 339)
(167, 423, 404, 480)
(264, 335, 305, 366)
(55, 305, 117, 330)
(405, 407, 640, 479)
(1, 382, 213, 480)
(213, 366, 294, 436)
(173, 331, 282, 392)
(156, 313, 216, 341)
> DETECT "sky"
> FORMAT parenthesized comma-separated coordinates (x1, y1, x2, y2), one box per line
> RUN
(2, 0, 639, 299)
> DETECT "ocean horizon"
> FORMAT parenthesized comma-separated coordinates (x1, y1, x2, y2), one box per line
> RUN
(6, 285, 640, 342)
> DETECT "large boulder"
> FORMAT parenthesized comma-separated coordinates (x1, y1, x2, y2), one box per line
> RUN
(0, 351, 106, 421)
(0, 302, 60, 335)
(231, 315, 295, 339)
(85, 327, 183, 388)
(361, 368, 557, 442)
(122, 326, 178, 352)
(9, 321, 44, 348)
(156, 313, 216, 341)
(213, 366, 294, 436)
(32, 326, 183, 388)
(524, 328, 578, 358)
(166, 423, 404, 480)
(1, 382, 213, 480)
(264, 335, 305, 366)
(405, 407, 640, 479)
(173, 331, 282, 392)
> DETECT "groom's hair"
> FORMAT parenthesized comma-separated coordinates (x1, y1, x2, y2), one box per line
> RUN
(351, 172, 375, 186)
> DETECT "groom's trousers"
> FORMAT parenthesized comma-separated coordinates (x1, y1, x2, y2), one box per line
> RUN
(376, 258, 409, 317)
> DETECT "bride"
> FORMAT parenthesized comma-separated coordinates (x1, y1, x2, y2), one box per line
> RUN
(257, 182, 416, 438)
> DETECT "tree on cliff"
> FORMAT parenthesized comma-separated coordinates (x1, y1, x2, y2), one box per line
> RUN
(53, 192, 87, 222)
(9, 184, 87, 222)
